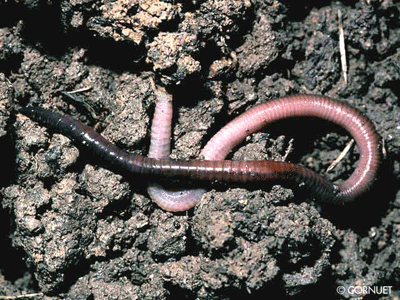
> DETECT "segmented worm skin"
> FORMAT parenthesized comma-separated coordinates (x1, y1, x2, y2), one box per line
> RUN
(200, 95, 381, 203)
(147, 88, 207, 211)
(148, 88, 173, 160)
(19, 95, 382, 210)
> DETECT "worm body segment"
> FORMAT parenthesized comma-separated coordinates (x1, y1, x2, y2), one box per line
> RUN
(147, 88, 207, 211)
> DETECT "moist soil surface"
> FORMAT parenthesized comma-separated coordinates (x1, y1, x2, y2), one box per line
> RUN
(1, 0, 400, 299)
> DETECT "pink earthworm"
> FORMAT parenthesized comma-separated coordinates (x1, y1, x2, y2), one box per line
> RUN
(147, 88, 207, 211)
(19, 95, 382, 211)
(199, 95, 381, 203)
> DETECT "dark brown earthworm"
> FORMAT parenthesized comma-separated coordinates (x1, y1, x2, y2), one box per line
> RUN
(18, 95, 382, 210)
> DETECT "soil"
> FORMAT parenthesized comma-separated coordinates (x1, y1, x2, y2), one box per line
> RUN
(1, 0, 400, 299)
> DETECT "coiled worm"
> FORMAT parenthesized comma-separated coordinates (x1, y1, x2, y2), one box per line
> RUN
(19, 94, 382, 211)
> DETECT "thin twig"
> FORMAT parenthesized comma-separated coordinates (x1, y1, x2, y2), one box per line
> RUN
(326, 139, 354, 173)
(0, 292, 44, 299)
(67, 86, 92, 94)
(338, 9, 348, 84)
(282, 138, 294, 162)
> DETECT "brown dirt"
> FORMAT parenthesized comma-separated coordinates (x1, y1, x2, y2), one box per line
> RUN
(1, 0, 400, 299)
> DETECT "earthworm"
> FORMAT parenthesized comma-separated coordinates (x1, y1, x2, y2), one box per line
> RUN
(199, 95, 381, 203)
(18, 95, 382, 211)
(148, 93, 382, 210)
(147, 87, 207, 211)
